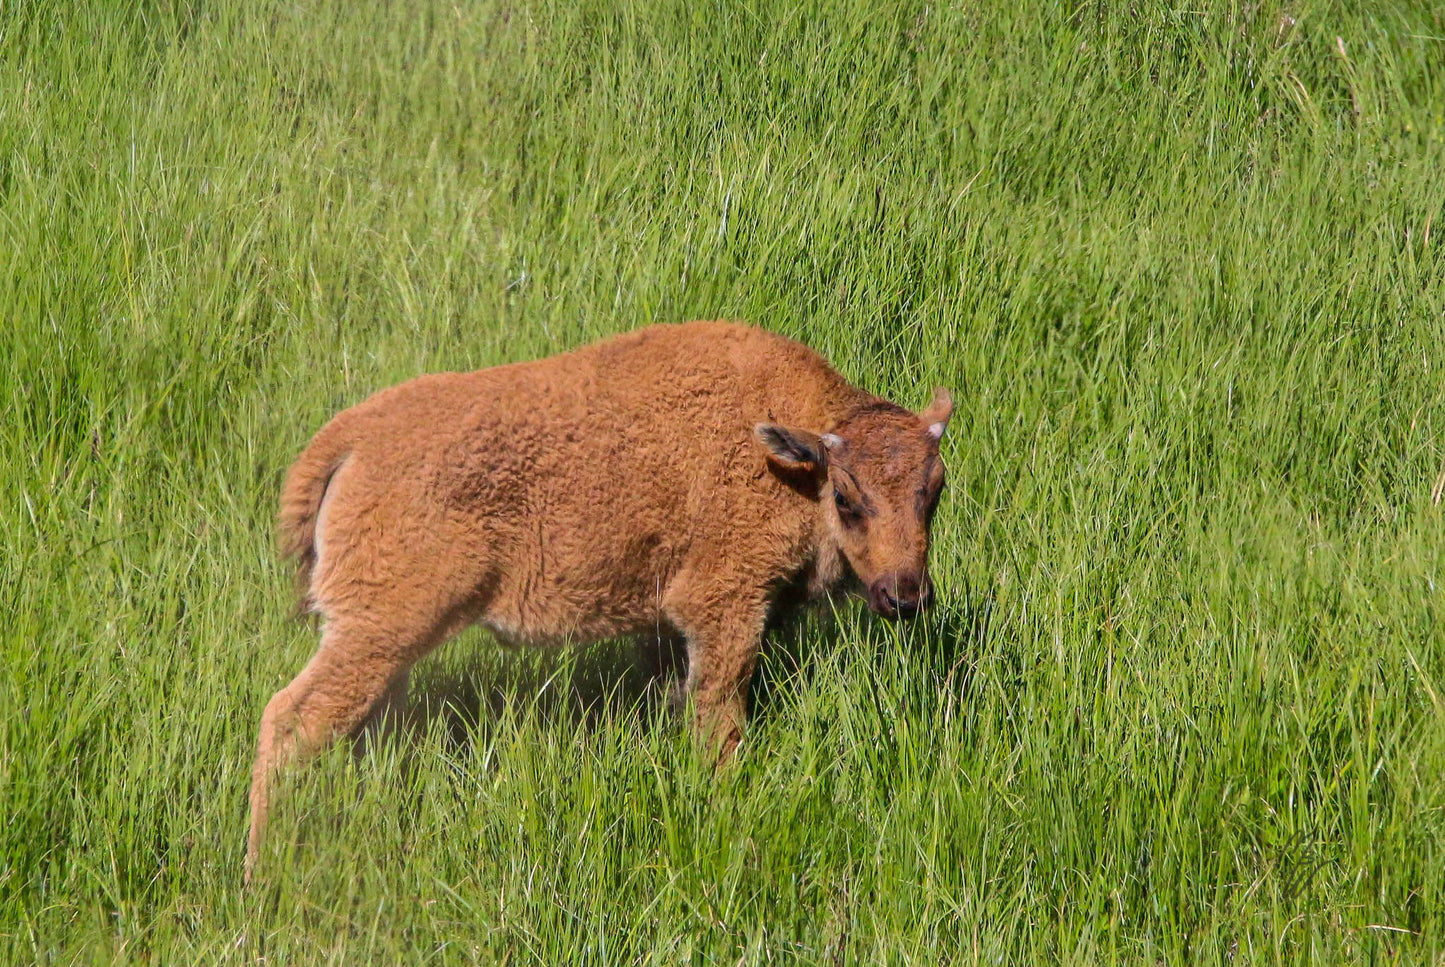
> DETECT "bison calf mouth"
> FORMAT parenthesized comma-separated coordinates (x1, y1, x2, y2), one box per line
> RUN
(867, 573, 931, 620)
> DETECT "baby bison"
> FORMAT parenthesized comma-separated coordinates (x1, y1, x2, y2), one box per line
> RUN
(247, 321, 951, 876)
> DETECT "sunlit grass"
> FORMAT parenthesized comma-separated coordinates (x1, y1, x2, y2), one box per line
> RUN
(2, 0, 1444, 962)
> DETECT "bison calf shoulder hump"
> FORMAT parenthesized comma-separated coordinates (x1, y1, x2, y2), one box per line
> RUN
(247, 320, 952, 878)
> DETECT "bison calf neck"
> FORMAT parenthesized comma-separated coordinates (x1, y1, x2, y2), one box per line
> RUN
(247, 321, 951, 877)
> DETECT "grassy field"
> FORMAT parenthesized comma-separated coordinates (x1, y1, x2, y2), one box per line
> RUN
(4, 0, 1445, 961)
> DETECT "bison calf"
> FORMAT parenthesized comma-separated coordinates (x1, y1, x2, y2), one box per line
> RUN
(247, 321, 950, 876)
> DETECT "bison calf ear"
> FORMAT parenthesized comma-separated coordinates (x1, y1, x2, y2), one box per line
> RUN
(919, 387, 953, 440)
(755, 423, 827, 472)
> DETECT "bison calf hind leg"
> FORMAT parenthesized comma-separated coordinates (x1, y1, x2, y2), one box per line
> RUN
(246, 621, 427, 881)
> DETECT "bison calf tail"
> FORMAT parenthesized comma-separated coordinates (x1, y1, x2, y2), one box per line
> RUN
(277, 420, 352, 614)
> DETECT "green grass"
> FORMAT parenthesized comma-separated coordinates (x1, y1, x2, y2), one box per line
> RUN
(3, 0, 1445, 961)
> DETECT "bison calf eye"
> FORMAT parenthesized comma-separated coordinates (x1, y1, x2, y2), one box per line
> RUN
(834, 489, 862, 523)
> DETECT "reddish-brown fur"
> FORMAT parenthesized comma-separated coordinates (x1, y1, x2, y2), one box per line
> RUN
(247, 321, 951, 877)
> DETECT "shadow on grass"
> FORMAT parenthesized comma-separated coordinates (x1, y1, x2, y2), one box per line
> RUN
(403, 631, 687, 755)
(750, 587, 998, 728)
(397, 587, 996, 755)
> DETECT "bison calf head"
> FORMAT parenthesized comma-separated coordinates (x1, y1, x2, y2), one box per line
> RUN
(756, 387, 952, 620)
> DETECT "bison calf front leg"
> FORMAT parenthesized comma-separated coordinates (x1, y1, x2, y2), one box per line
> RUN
(666, 592, 769, 762)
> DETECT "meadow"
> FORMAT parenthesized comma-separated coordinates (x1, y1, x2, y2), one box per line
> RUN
(3, 0, 1445, 961)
